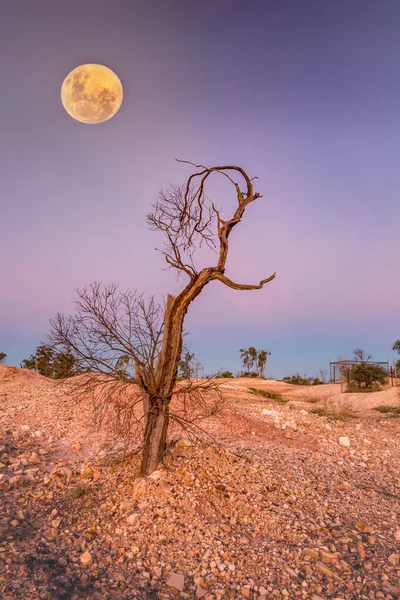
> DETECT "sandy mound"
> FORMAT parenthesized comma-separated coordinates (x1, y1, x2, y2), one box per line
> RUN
(0, 364, 48, 383)
(223, 377, 400, 411)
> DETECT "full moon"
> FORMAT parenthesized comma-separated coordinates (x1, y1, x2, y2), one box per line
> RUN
(61, 64, 123, 124)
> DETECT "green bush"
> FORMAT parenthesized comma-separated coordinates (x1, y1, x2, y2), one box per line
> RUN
(283, 373, 325, 386)
(0, 352, 6, 364)
(282, 373, 311, 385)
(219, 370, 234, 378)
(346, 362, 387, 392)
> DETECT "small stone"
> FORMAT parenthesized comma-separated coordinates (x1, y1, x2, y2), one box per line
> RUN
(80, 551, 92, 567)
(315, 561, 341, 580)
(196, 588, 207, 599)
(9, 475, 23, 487)
(127, 513, 138, 524)
(258, 586, 268, 596)
(160, 480, 173, 493)
(388, 553, 399, 566)
(356, 540, 365, 558)
(394, 529, 400, 541)
(148, 469, 163, 480)
(355, 520, 373, 533)
(120, 501, 134, 511)
(28, 453, 41, 464)
(338, 436, 350, 448)
(241, 588, 251, 598)
(175, 437, 192, 449)
(166, 572, 185, 592)
(319, 549, 337, 564)
(303, 548, 320, 560)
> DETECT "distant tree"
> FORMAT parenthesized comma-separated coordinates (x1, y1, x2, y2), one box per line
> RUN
(115, 354, 131, 379)
(392, 341, 400, 374)
(238, 348, 252, 375)
(239, 347, 271, 377)
(21, 344, 79, 379)
(353, 348, 372, 363)
(21, 345, 54, 377)
(178, 351, 196, 379)
(52, 348, 80, 379)
(0, 352, 7, 363)
(318, 368, 328, 384)
(257, 349, 271, 378)
(248, 347, 257, 372)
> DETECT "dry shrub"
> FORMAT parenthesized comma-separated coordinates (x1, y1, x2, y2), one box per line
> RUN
(60, 372, 227, 459)
(310, 391, 354, 421)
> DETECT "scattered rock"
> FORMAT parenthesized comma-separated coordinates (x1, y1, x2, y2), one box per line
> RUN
(127, 513, 138, 524)
(166, 572, 185, 592)
(80, 551, 92, 567)
(356, 520, 374, 533)
(338, 436, 350, 448)
(315, 561, 341, 580)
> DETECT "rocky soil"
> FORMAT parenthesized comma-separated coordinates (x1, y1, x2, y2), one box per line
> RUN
(0, 365, 399, 600)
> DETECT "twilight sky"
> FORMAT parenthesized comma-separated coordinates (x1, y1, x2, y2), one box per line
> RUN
(1, 0, 399, 378)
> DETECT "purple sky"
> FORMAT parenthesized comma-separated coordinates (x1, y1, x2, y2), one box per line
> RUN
(1, 0, 399, 378)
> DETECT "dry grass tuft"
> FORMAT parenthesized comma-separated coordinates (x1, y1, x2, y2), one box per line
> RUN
(373, 405, 400, 415)
(248, 387, 289, 403)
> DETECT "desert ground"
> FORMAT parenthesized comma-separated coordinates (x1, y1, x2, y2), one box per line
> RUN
(0, 365, 399, 600)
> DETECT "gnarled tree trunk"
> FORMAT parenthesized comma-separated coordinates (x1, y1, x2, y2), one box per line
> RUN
(140, 395, 170, 475)
(139, 294, 186, 474)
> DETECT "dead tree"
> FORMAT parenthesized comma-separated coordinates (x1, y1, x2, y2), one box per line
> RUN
(49, 161, 276, 475)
